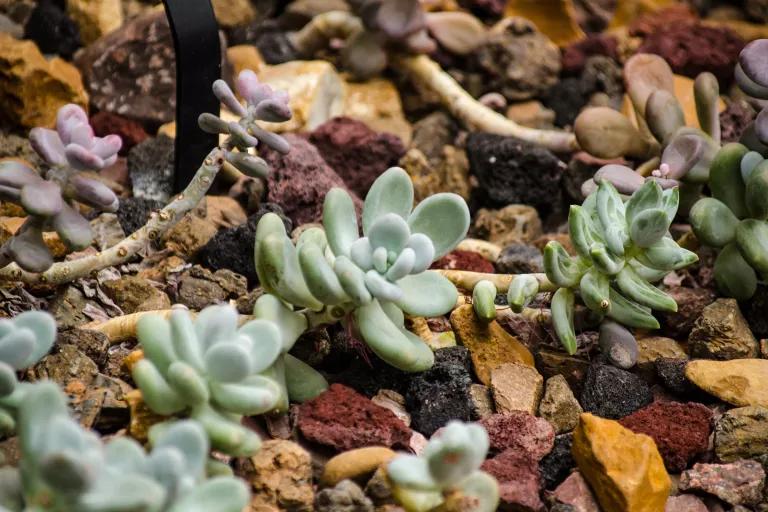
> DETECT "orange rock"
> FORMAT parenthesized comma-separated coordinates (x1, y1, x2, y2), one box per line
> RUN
(504, 0, 585, 46)
(450, 304, 535, 385)
(573, 413, 671, 512)
(685, 359, 768, 408)
(0, 33, 88, 129)
(227, 44, 264, 77)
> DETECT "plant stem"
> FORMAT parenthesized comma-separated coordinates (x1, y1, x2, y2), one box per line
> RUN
(437, 269, 555, 293)
(0, 148, 226, 285)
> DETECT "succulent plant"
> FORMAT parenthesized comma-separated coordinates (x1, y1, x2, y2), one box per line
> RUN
(690, 143, 768, 300)
(472, 280, 497, 323)
(736, 39, 768, 153)
(198, 69, 292, 179)
(0, 381, 249, 512)
(387, 421, 499, 512)
(576, 55, 721, 211)
(508, 180, 698, 354)
(255, 167, 470, 372)
(0, 105, 121, 272)
(132, 304, 283, 456)
(0, 311, 56, 434)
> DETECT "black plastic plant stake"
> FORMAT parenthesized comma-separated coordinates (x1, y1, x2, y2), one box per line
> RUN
(163, 0, 221, 192)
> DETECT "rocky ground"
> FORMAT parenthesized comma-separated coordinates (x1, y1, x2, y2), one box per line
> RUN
(2, 0, 768, 511)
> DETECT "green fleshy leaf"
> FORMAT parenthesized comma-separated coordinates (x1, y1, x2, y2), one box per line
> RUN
(363, 167, 414, 234)
(407, 193, 469, 258)
(394, 271, 457, 317)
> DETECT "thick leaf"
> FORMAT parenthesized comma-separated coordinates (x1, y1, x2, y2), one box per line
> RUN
(387, 455, 436, 490)
(394, 271, 457, 317)
(714, 242, 758, 300)
(204, 342, 253, 383)
(132, 360, 186, 415)
(407, 193, 469, 258)
(52, 203, 92, 250)
(251, 294, 308, 352)
(209, 375, 281, 415)
(236, 319, 283, 373)
(368, 213, 410, 254)
(166, 476, 250, 512)
(191, 404, 261, 456)
(425, 12, 486, 55)
(323, 187, 359, 257)
(12, 310, 56, 365)
(363, 167, 413, 234)
(284, 353, 328, 403)
(341, 30, 387, 80)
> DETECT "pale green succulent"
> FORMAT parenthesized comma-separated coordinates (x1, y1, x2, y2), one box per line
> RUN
(472, 280, 497, 323)
(255, 167, 470, 372)
(387, 421, 499, 512)
(0, 381, 249, 512)
(132, 304, 283, 456)
(0, 311, 56, 434)
(508, 180, 698, 354)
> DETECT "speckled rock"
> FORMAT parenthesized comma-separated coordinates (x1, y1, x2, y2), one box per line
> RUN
(660, 287, 717, 339)
(174, 266, 247, 310)
(573, 413, 671, 512)
(74, 11, 176, 124)
(410, 111, 459, 163)
(679, 460, 765, 506)
(495, 243, 544, 274)
(211, 0, 255, 27)
(321, 447, 396, 487)
(475, 16, 560, 101)
(23, 0, 81, 59)
(450, 304, 534, 386)
(541, 76, 594, 128)
(480, 412, 555, 461)
(101, 276, 170, 314)
(243, 440, 314, 512)
(315, 480, 373, 512)
(481, 449, 544, 511)
(618, 401, 713, 472)
(405, 347, 474, 437)
(472, 205, 543, 247)
(719, 99, 756, 144)
(539, 375, 583, 434)
(469, 383, 494, 419)
(685, 359, 768, 407)
(114, 197, 164, 235)
(0, 33, 87, 129)
(656, 358, 698, 396)
(309, 117, 405, 197)
(688, 299, 758, 360)
(263, 135, 362, 225)
(127, 135, 174, 202)
(298, 384, 412, 451)
(636, 336, 688, 380)
(198, 205, 292, 286)
(714, 406, 768, 462)
(491, 362, 544, 415)
(466, 132, 566, 216)
(580, 364, 653, 419)
(551, 471, 600, 512)
(664, 494, 708, 512)
(539, 433, 574, 490)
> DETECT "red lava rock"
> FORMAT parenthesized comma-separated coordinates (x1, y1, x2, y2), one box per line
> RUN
(659, 287, 717, 339)
(297, 383, 412, 452)
(262, 135, 362, 225)
(720, 100, 757, 144)
(480, 412, 555, 461)
(309, 117, 405, 198)
(679, 460, 766, 506)
(481, 449, 544, 512)
(637, 22, 744, 85)
(618, 401, 712, 473)
(628, 5, 698, 38)
(430, 250, 494, 274)
(551, 471, 599, 511)
(90, 111, 148, 154)
(561, 34, 618, 75)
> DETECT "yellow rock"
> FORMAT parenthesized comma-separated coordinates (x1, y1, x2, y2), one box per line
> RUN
(608, 0, 677, 29)
(227, 45, 265, 77)
(321, 447, 396, 486)
(211, 0, 256, 27)
(67, 0, 123, 44)
(125, 389, 166, 442)
(573, 413, 671, 512)
(504, 0, 585, 46)
(685, 359, 768, 408)
(0, 34, 88, 129)
(450, 304, 534, 386)
(343, 79, 412, 145)
(257, 61, 346, 133)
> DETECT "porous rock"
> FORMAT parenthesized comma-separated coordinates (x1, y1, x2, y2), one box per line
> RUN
(243, 439, 314, 512)
(480, 411, 555, 461)
(127, 135, 174, 202)
(580, 363, 653, 419)
(23, 0, 81, 59)
(90, 111, 148, 154)
(101, 276, 170, 314)
(551, 471, 600, 512)
(472, 204, 543, 246)
(66, 0, 122, 44)
(315, 480, 373, 512)
(114, 197, 164, 236)
(481, 449, 544, 511)
(430, 250, 494, 273)
(539, 433, 574, 490)
(495, 243, 544, 274)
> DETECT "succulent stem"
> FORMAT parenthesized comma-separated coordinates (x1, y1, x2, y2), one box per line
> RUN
(437, 270, 555, 293)
(0, 148, 226, 285)
(289, 10, 363, 56)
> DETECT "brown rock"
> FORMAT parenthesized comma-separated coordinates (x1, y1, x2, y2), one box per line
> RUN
(551, 471, 600, 512)
(125, 389, 165, 442)
(664, 494, 708, 512)
(636, 336, 688, 380)
(211, 0, 256, 27)
(688, 299, 758, 360)
(481, 449, 544, 511)
(400, 146, 471, 203)
(244, 440, 314, 512)
(66, 0, 122, 44)
(176, 266, 247, 311)
(430, 250, 494, 274)
(685, 359, 768, 407)
(102, 276, 170, 314)
(480, 412, 555, 461)
(205, 196, 247, 229)
(472, 205, 543, 246)
(469, 383, 494, 419)
(504, 0, 585, 46)
(714, 405, 768, 462)
(163, 211, 218, 259)
(539, 374, 583, 434)
(491, 362, 544, 415)
(572, 413, 671, 512)
(450, 304, 534, 386)
(321, 447, 396, 487)
(343, 79, 412, 145)
(227, 44, 264, 77)
(0, 33, 87, 128)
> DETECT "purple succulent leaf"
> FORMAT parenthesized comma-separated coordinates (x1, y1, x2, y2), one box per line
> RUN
(0, 185, 20, 202)
(0, 161, 42, 189)
(736, 63, 768, 100)
(29, 128, 67, 167)
(20, 181, 63, 217)
(253, 99, 292, 123)
(236, 70, 274, 107)
(593, 164, 645, 194)
(56, 104, 90, 145)
(755, 107, 768, 146)
(227, 122, 260, 149)
(5, 221, 53, 273)
(198, 113, 230, 134)
(403, 28, 437, 54)
(213, 79, 246, 117)
(64, 122, 95, 149)
(661, 133, 704, 179)
(225, 151, 270, 179)
(90, 134, 122, 160)
(647, 176, 680, 189)
(248, 124, 291, 154)
(739, 39, 768, 89)
(52, 203, 93, 250)
(376, 0, 425, 39)
(65, 144, 105, 171)
(341, 30, 388, 79)
(69, 175, 119, 212)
